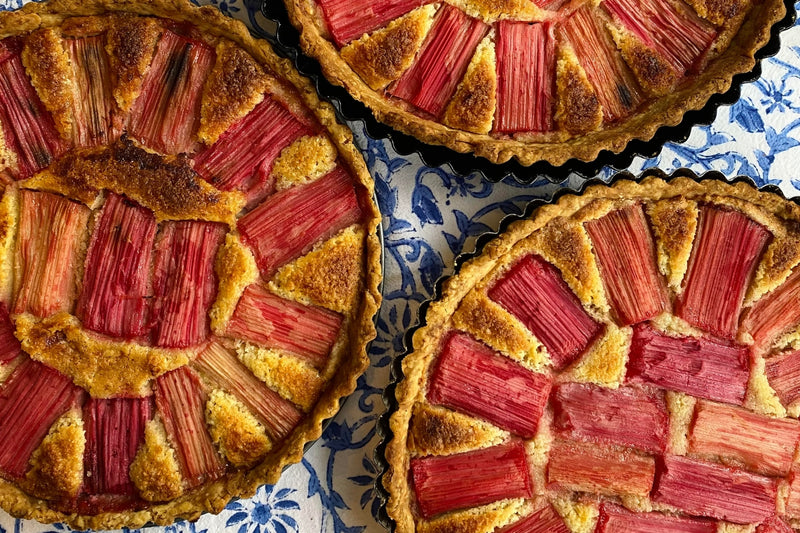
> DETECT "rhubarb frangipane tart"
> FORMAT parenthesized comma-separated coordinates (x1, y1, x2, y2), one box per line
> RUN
(384, 175, 800, 533)
(0, 0, 381, 529)
(282, 0, 786, 166)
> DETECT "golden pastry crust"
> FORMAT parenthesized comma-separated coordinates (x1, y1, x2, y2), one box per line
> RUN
(130, 418, 184, 502)
(272, 134, 338, 190)
(23, 410, 85, 500)
(105, 14, 161, 112)
(612, 27, 679, 97)
(206, 389, 272, 467)
(555, 46, 603, 135)
(408, 403, 507, 457)
(442, 36, 497, 135)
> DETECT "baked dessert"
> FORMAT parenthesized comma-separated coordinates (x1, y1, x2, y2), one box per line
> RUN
(0, 0, 381, 529)
(282, 0, 786, 166)
(384, 175, 800, 533)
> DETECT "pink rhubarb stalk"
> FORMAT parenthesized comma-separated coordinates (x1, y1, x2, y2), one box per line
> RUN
(496, 505, 570, 533)
(488, 254, 603, 370)
(765, 349, 800, 407)
(427, 331, 552, 438)
(14, 189, 90, 317)
(128, 30, 214, 155)
(627, 323, 750, 405)
(410, 441, 533, 519)
(676, 206, 771, 339)
(595, 503, 717, 533)
(316, 0, 424, 46)
(77, 193, 157, 339)
(151, 221, 226, 348)
(0, 304, 21, 364)
(66, 35, 117, 147)
(585, 204, 669, 325)
(741, 268, 800, 348)
(652, 455, 777, 524)
(495, 21, 555, 134)
(388, 5, 488, 118)
(756, 517, 795, 533)
(226, 284, 342, 368)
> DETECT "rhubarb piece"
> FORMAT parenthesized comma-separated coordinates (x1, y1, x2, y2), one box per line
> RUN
(585, 204, 669, 325)
(765, 349, 800, 407)
(742, 268, 800, 348)
(653, 455, 777, 524)
(193, 341, 303, 441)
(427, 331, 551, 438)
(14, 190, 90, 317)
(226, 284, 342, 368)
(83, 397, 152, 495)
(193, 96, 314, 205)
(559, 7, 643, 122)
(676, 206, 771, 339)
(494, 21, 555, 133)
(688, 399, 800, 476)
(410, 441, 532, 519)
(628, 323, 750, 405)
(488, 255, 603, 369)
(237, 166, 362, 278)
(77, 193, 157, 339)
(546, 439, 655, 496)
(552, 383, 669, 453)
(0, 49, 66, 180)
(0, 304, 20, 364)
(388, 5, 488, 118)
(497, 505, 569, 533)
(787, 471, 800, 518)
(151, 221, 226, 348)
(756, 517, 795, 533)
(66, 35, 117, 147)
(595, 503, 717, 533)
(128, 30, 214, 154)
(155, 367, 224, 488)
(604, 0, 716, 75)
(317, 0, 424, 46)
(0, 359, 83, 479)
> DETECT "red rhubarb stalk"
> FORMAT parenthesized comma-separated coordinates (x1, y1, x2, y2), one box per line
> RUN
(741, 268, 800, 348)
(765, 349, 800, 407)
(676, 206, 771, 339)
(226, 284, 342, 368)
(67, 35, 117, 147)
(785, 471, 800, 519)
(488, 255, 603, 370)
(497, 505, 570, 533)
(595, 503, 717, 533)
(585, 204, 669, 325)
(756, 517, 795, 533)
(410, 441, 533, 519)
(0, 304, 20, 364)
(627, 323, 750, 405)
(388, 5, 488, 118)
(316, 0, 424, 46)
(77, 193, 157, 339)
(427, 331, 551, 438)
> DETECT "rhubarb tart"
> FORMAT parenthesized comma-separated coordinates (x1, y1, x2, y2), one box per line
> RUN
(281, 0, 786, 166)
(0, 0, 381, 529)
(384, 175, 800, 532)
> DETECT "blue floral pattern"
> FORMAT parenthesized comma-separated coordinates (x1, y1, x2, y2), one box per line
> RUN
(0, 0, 799, 531)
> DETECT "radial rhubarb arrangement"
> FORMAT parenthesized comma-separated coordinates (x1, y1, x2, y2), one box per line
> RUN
(0, 2, 380, 529)
(387, 176, 800, 533)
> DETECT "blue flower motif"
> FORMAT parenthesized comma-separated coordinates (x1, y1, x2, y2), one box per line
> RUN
(225, 486, 300, 533)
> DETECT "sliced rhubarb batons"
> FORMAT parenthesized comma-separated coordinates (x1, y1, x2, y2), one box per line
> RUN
(128, 29, 214, 155)
(0, 304, 20, 364)
(155, 367, 224, 488)
(653, 455, 777, 524)
(604, 0, 716, 76)
(388, 5, 488, 118)
(66, 35, 117, 147)
(741, 268, 800, 348)
(151, 221, 226, 348)
(559, 7, 643, 123)
(226, 284, 342, 369)
(77, 193, 157, 339)
(627, 323, 750, 405)
(546, 439, 655, 496)
(488, 255, 603, 370)
(0, 359, 83, 479)
(83, 397, 153, 495)
(688, 399, 800, 477)
(585, 204, 669, 325)
(238, 165, 362, 278)
(552, 383, 669, 453)
(193, 341, 303, 441)
(756, 517, 795, 533)
(595, 503, 717, 533)
(193, 96, 315, 205)
(427, 331, 551, 438)
(494, 21, 555, 134)
(0, 44, 67, 180)
(676, 206, 771, 339)
(497, 505, 569, 533)
(765, 349, 800, 407)
(410, 441, 533, 519)
(317, 0, 424, 46)
(14, 189, 90, 317)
